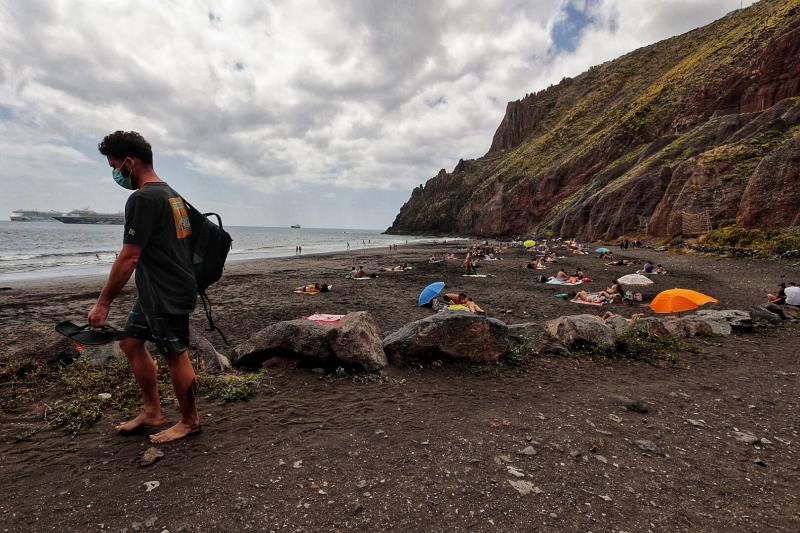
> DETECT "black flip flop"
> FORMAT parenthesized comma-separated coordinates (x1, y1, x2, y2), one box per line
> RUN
(55, 320, 126, 346)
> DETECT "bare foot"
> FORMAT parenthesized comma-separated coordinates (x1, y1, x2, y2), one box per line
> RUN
(149, 421, 201, 444)
(115, 412, 166, 433)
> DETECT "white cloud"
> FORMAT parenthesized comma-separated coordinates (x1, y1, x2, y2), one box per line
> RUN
(0, 0, 756, 225)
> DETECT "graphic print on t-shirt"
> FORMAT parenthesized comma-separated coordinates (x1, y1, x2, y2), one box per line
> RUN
(169, 197, 192, 240)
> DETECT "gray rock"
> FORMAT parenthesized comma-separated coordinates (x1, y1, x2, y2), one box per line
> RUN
(732, 430, 760, 445)
(383, 310, 509, 365)
(140, 447, 164, 467)
(696, 309, 753, 334)
(661, 317, 714, 337)
(233, 312, 387, 371)
(508, 322, 543, 347)
(189, 327, 231, 371)
(328, 312, 387, 372)
(83, 343, 119, 367)
(748, 306, 783, 326)
(604, 315, 631, 335)
(634, 439, 663, 455)
(779, 304, 800, 320)
(545, 314, 615, 350)
(233, 319, 336, 368)
(631, 317, 671, 338)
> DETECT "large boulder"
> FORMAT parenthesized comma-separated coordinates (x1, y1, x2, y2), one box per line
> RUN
(232, 312, 386, 371)
(695, 309, 753, 335)
(748, 305, 783, 326)
(780, 305, 800, 320)
(507, 322, 543, 346)
(233, 320, 335, 368)
(661, 317, 714, 337)
(189, 326, 231, 372)
(631, 317, 671, 338)
(383, 310, 509, 365)
(83, 343, 118, 367)
(604, 315, 631, 335)
(545, 314, 615, 350)
(328, 312, 387, 372)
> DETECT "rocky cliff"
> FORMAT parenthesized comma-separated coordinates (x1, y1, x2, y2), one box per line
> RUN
(387, 0, 800, 239)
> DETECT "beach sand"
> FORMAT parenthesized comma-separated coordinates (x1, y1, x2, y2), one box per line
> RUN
(1, 243, 800, 531)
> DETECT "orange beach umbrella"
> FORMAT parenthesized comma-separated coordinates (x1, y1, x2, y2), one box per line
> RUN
(649, 289, 718, 314)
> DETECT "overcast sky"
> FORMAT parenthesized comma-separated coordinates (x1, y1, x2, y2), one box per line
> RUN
(0, 0, 754, 229)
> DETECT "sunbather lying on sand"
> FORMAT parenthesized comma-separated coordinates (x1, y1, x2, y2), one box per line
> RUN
(574, 290, 606, 304)
(294, 282, 331, 294)
(441, 292, 485, 314)
(381, 263, 412, 271)
(599, 280, 624, 300)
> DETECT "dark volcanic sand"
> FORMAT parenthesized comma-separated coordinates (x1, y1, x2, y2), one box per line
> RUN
(1, 243, 799, 532)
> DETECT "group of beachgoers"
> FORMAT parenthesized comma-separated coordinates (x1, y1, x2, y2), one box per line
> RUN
(767, 282, 800, 306)
(618, 238, 643, 250)
(293, 235, 681, 315)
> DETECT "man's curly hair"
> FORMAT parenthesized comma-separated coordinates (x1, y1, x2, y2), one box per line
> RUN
(98, 131, 153, 166)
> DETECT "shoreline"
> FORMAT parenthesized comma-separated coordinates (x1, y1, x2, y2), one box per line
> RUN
(0, 239, 469, 290)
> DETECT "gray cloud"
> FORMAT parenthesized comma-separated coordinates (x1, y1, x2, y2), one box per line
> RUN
(0, 0, 758, 226)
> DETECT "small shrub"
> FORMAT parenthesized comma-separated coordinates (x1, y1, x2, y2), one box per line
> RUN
(610, 327, 694, 364)
(199, 373, 259, 403)
(503, 335, 539, 367)
(49, 395, 106, 436)
(703, 224, 800, 254)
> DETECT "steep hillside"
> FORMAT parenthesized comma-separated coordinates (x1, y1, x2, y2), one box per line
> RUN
(387, 0, 800, 239)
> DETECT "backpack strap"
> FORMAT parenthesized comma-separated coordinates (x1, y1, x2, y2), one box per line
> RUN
(199, 290, 230, 345)
(181, 197, 225, 230)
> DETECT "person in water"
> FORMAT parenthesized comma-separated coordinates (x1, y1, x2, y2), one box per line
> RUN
(88, 131, 199, 443)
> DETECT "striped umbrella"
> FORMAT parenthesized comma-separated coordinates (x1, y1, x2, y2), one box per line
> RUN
(618, 273, 654, 286)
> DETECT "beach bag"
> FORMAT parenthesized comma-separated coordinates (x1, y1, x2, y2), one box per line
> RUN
(537, 275, 548, 283)
(183, 198, 233, 344)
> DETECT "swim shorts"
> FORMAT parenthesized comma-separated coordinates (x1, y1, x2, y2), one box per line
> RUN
(124, 299, 190, 355)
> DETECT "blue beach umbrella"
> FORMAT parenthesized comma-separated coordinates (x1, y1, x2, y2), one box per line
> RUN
(418, 281, 446, 306)
(595, 247, 610, 253)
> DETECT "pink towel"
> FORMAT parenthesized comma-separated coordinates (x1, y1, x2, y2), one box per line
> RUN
(305, 313, 345, 324)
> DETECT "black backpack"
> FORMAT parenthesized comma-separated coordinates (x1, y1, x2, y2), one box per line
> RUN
(183, 198, 233, 344)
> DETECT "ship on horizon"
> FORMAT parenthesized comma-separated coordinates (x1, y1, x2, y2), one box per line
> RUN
(53, 208, 125, 225)
(10, 209, 62, 222)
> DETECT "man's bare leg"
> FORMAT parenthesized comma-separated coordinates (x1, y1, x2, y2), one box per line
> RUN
(116, 337, 166, 432)
(150, 350, 200, 443)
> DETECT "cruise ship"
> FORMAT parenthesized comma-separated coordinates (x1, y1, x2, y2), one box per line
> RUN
(53, 208, 125, 225)
(10, 209, 62, 221)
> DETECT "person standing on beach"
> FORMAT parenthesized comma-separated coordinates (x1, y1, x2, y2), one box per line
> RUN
(87, 130, 200, 444)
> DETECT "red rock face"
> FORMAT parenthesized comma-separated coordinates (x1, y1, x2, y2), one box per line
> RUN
(738, 134, 800, 228)
(719, 14, 800, 114)
(387, 3, 800, 239)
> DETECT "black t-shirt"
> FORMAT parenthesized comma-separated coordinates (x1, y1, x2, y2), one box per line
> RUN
(123, 182, 197, 315)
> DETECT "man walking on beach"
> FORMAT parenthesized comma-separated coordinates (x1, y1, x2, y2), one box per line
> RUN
(88, 130, 200, 443)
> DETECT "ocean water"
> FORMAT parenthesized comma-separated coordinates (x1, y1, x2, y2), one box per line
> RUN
(0, 221, 432, 283)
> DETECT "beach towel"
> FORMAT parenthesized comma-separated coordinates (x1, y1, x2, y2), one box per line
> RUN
(352, 277, 372, 280)
(446, 304, 469, 310)
(305, 313, 345, 324)
(462, 274, 490, 278)
(294, 289, 320, 294)
(546, 278, 582, 286)
(637, 270, 667, 275)
(571, 296, 605, 306)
